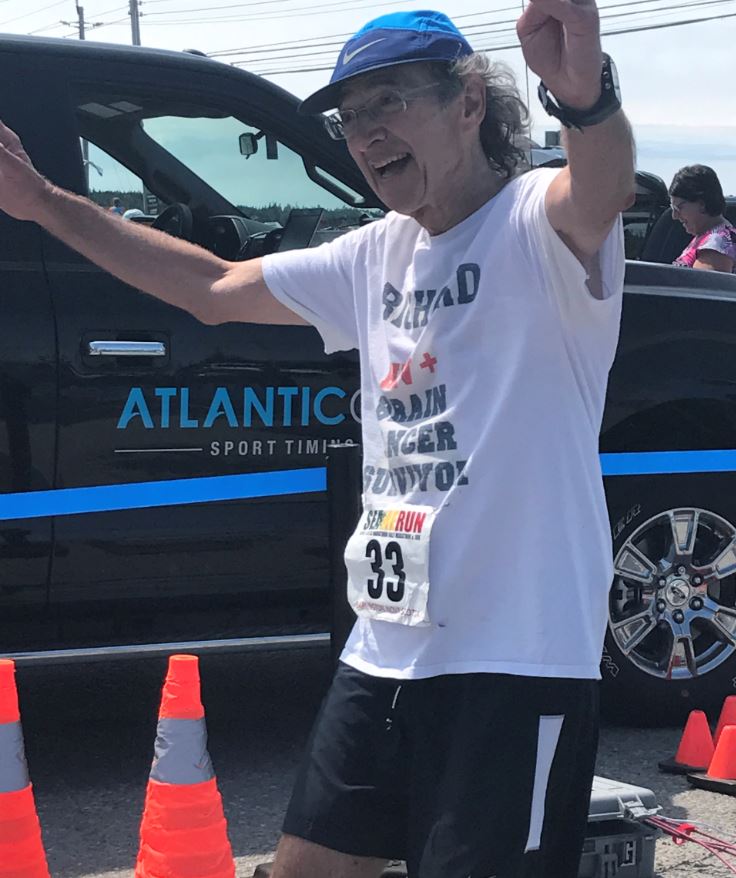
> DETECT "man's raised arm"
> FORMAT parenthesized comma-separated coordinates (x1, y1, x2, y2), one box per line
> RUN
(0, 120, 306, 327)
(517, 0, 636, 263)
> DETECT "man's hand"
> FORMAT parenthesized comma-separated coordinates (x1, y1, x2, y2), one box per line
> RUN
(517, 0, 602, 109)
(516, 0, 634, 268)
(0, 120, 52, 222)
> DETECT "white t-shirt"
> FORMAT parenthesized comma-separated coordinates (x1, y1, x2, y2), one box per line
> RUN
(262, 168, 624, 680)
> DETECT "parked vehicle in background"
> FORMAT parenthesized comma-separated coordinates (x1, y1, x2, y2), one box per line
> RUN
(636, 188, 736, 264)
(1, 33, 735, 723)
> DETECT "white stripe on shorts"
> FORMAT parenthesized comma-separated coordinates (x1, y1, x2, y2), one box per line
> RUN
(524, 714, 564, 853)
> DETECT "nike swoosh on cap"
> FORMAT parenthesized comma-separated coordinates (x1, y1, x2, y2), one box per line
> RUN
(342, 38, 386, 65)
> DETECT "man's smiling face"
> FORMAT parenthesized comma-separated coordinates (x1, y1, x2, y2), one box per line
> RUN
(339, 64, 479, 230)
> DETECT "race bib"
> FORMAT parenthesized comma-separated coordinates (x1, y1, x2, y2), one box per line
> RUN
(344, 504, 436, 627)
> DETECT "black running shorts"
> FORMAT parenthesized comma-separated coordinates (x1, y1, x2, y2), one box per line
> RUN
(283, 663, 599, 878)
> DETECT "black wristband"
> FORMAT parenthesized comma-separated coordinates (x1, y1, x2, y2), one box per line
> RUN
(538, 54, 621, 131)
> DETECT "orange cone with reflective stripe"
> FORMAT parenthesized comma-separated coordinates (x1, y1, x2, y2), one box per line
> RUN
(714, 696, 736, 747)
(688, 725, 736, 795)
(0, 659, 50, 878)
(134, 655, 235, 878)
(659, 709, 714, 774)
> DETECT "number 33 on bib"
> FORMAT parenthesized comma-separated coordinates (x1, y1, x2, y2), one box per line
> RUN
(344, 504, 437, 627)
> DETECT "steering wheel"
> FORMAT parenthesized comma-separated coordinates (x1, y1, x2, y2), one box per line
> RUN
(151, 203, 194, 240)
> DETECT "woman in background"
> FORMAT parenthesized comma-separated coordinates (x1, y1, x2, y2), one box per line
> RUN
(670, 164, 735, 273)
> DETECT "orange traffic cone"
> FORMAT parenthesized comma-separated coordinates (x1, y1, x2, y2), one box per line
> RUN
(0, 659, 50, 878)
(688, 725, 736, 795)
(659, 709, 714, 774)
(714, 696, 736, 747)
(135, 654, 236, 878)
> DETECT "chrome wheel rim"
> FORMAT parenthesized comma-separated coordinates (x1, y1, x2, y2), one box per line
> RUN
(610, 507, 736, 680)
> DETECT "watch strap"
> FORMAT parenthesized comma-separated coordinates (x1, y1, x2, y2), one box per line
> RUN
(539, 54, 621, 131)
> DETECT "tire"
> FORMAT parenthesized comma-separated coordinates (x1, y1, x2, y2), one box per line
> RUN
(601, 473, 736, 725)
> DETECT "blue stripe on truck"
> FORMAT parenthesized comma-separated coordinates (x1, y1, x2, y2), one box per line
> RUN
(1, 450, 735, 521)
(599, 449, 736, 476)
(0, 468, 328, 521)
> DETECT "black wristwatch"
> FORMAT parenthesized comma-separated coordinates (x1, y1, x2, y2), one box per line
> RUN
(538, 54, 621, 131)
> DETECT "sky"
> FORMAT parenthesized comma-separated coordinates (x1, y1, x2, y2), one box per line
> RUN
(1, 0, 734, 194)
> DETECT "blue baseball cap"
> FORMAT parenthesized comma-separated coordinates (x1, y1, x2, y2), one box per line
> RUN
(298, 10, 473, 115)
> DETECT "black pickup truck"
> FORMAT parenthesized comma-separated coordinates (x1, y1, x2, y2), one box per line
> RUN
(1, 33, 735, 724)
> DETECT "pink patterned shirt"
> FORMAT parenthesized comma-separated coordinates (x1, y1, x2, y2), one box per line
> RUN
(674, 221, 736, 272)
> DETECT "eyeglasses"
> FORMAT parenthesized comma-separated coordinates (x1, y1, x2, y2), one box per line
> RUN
(670, 199, 689, 214)
(324, 83, 442, 141)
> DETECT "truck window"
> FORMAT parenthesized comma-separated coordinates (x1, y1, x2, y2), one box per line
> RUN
(74, 89, 379, 239)
(80, 139, 148, 215)
(142, 115, 348, 221)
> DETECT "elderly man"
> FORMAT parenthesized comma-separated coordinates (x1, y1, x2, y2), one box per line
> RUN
(0, 1, 634, 874)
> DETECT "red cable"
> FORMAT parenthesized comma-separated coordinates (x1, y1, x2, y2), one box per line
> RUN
(645, 817, 736, 874)
(653, 816, 736, 855)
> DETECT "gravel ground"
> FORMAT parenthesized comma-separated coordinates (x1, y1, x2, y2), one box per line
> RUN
(596, 723, 736, 877)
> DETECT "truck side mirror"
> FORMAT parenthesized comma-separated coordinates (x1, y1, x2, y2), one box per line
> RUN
(239, 133, 258, 158)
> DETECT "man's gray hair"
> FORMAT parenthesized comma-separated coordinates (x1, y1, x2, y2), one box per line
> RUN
(432, 54, 530, 178)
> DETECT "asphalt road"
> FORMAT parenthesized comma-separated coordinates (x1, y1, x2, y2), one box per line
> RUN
(13, 648, 736, 877)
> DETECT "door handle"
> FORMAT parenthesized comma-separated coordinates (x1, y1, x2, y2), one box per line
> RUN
(87, 341, 167, 357)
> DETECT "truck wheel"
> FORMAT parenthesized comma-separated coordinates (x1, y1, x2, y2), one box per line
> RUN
(602, 478, 736, 725)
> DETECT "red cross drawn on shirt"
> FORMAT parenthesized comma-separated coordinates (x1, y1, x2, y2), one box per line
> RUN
(419, 352, 438, 373)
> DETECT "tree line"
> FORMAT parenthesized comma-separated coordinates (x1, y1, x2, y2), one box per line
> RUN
(89, 190, 381, 227)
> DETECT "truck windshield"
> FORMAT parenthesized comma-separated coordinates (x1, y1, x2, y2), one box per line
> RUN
(141, 114, 359, 221)
(76, 88, 379, 229)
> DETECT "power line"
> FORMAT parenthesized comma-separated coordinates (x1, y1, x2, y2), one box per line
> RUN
(92, 3, 130, 16)
(147, 0, 528, 26)
(23, 3, 128, 35)
(28, 20, 75, 34)
(24, 4, 135, 40)
(207, 5, 531, 57)
(144, 0, 331, 13)
(85, 15, 130, 28)
(147, 0, 730, 35)
(207, 5, 529, 58)
(141, 0, 422, 6)
(249, 9, 736, 74)
(463, 0, 736, 33)
(198, 0, 700, 34)
(0, 0, 69, 27)
(61, 3, 126, 38)
(603, 7, 736, 33)
(213, 0, 732, 66)
(142, 0, 434, 26)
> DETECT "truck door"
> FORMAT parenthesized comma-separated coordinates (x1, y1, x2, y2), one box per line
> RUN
(0, 61, 57, 651)
(35, 52, 363, 649)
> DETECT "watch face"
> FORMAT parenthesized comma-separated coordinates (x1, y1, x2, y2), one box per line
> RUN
(537, 81, 550, 110)
(607, 57, 622, 101)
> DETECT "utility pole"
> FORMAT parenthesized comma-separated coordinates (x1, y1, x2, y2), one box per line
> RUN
(129, 0, 141, 45)
(66, 4, 89, 180)
(62, 3, 86, 38)
(129, 0, 147, 215)
(75, 2, 85, 39)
